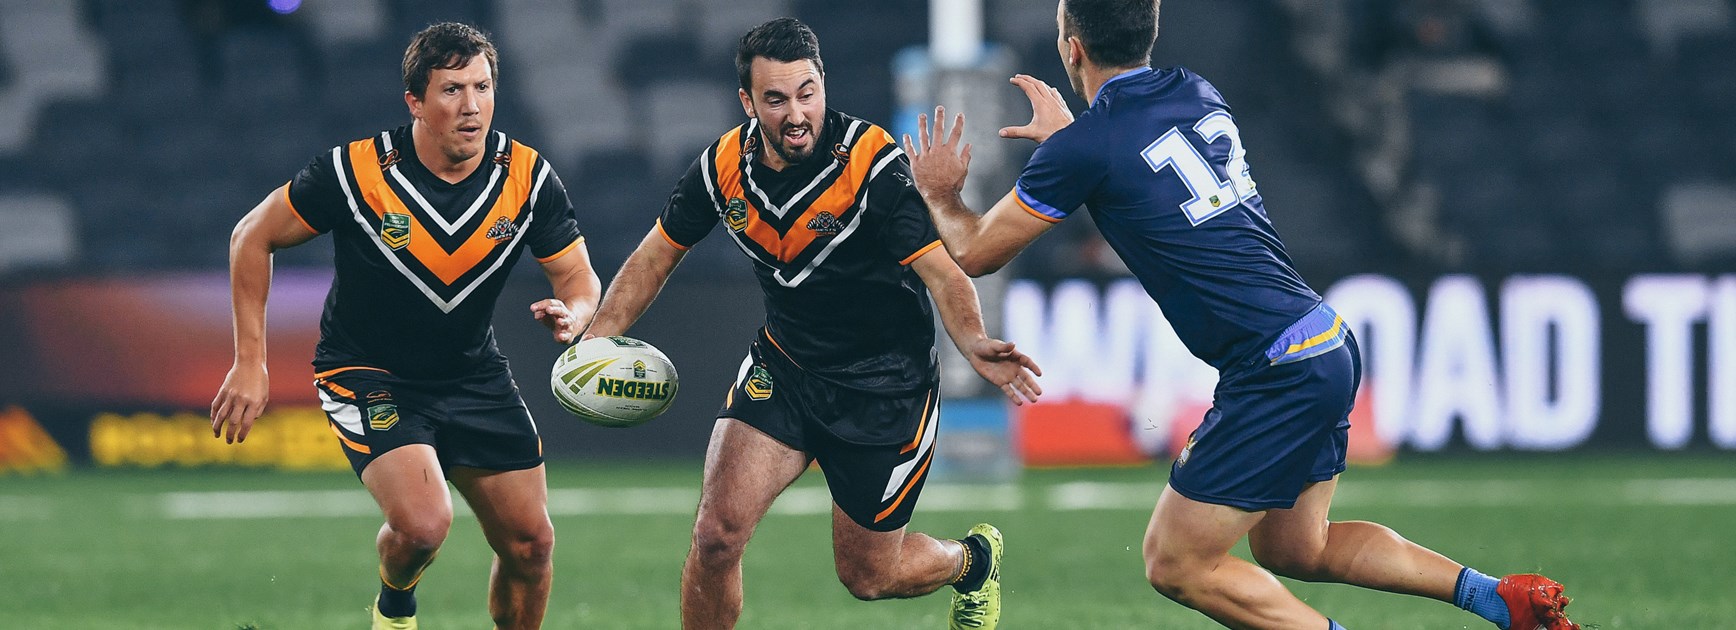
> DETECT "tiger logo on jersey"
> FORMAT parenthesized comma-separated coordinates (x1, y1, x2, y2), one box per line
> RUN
(485, 216, 518, 243)
(806, 211, 843, 237)
(381, 212, 411, 250)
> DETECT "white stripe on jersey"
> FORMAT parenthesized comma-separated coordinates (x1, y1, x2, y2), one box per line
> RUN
(741, 119, 865, 219)
(329, 145, 545, 313)
(379, 131, 509, 236)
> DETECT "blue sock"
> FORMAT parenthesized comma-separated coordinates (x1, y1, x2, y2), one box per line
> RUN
(1328, 620, 1348, 630)
(1453, 567, 1511, 629)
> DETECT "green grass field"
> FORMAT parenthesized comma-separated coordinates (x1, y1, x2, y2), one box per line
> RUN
(2, 454, 1731, 628)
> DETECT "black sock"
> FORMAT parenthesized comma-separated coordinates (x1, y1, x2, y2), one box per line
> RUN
(377, 581, 417, 618)
(951, 535, 992, 593)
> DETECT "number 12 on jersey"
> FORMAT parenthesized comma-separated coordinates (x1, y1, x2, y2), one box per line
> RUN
(1139, 111, 1258, 226)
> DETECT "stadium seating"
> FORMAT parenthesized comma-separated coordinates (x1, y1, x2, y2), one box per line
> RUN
(0, 0, 1728, 276)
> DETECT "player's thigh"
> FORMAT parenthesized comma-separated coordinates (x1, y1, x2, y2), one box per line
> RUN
(695, 417, 810, 529)
(361, 444, 454, 531)
(1246, 477, 1337, 564)
(1145, 484, 1265, 567)
(450, 464, 552, 548)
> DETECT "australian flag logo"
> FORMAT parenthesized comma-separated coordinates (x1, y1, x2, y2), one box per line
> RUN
(806, 211, 844, 236)
(485, 216, 518, 242)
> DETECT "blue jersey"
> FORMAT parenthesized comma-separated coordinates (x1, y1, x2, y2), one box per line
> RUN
(1014, 67, 1323, 371)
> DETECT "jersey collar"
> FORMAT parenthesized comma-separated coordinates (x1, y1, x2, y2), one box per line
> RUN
(1093, 66, 1153, 104)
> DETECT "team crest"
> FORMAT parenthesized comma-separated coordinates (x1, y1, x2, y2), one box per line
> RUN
(632, 360, 647, 378)
(381, 212, 411, 250)
(485, 216, 518, 243)
(368, 404, 400, 431)
(806, 211, 843, 237)
(1208, 194, 1222, 208)
(724, 198, 750, 232)
(745, 366, 774, 401)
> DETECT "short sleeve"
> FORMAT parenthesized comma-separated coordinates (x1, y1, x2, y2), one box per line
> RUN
(1012, 128, 1104, 224)
(871, 157, 943, 265)
(285, 151, 349, 233)
(526, 165, 583, 262)
(655, 155, 720, 250)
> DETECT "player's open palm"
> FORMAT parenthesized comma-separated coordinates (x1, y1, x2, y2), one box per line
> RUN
(904, 106, 972, 203)
(964, 336, 1043, 405)
(1000, 74, 1073, 143)
(210, 363, 268, 444)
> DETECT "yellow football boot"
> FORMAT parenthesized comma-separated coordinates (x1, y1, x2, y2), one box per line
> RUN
(372, 598, 417, 630)
(949, 523, 1002, 629)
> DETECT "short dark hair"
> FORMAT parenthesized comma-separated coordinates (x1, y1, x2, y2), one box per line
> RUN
(402, 22, 499, 98)
(735, 17, 824, 92)
(1062, 0, 1159, 68)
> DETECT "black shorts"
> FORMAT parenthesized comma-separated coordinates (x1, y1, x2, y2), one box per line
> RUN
(721, 333, 940, 532)
(314, 365, 543, 478)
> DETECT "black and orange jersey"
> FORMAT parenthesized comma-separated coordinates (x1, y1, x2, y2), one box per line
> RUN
(657, 109, 944, 394)
(286, 125, 583, 380)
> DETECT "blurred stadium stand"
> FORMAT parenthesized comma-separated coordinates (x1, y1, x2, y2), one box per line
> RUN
(0, 0, 1731, 276)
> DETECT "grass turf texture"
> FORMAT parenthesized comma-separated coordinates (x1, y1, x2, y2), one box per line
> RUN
(1, 454, 1728, 628)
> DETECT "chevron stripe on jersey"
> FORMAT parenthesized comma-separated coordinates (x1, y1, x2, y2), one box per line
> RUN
(330, 132, 553, 313)
(702, 120, 903, 288)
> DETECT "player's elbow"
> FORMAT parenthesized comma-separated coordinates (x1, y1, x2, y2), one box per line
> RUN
(952, 250, 1005, 278)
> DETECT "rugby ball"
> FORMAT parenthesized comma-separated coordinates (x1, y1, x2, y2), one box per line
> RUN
(549, 336, 678, 427)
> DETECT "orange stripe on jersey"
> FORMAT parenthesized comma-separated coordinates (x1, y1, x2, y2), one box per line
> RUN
(900, 389, 936, 454)
(535, 236, 584, 263)
(654, 219, 690, 251)
(722, 126, 897, 263)
(1013, 188, 1064, 224)
(313, 366, 390, 380)
(899, 240, 943, 266)
(328, 422, 371, 454)
(875, 450, 932, 523)
(280, 183, 319, 234)
(348, 138, 536, 285)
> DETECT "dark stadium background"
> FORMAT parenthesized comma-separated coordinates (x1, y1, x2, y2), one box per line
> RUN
(0, 1, 1732, 627)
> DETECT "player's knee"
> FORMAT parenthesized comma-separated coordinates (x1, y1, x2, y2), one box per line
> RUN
(501, 527, 555, 571)
(689, 513, 752, 565)
(1144, 554, 1202, 603)
(387, 514, 452, 554)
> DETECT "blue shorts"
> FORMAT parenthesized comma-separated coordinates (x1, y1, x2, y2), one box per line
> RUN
(1168, 305, 1362, 511)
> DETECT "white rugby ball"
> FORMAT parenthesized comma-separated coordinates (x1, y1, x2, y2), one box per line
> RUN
(549, 336, 678, 428)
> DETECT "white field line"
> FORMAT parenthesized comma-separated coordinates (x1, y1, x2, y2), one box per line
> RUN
(4, 478, 1735, 521)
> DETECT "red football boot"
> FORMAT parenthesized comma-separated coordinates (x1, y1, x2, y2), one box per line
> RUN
(1496, 574, 1580, 630)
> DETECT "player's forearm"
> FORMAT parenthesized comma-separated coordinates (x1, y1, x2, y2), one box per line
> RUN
(923, 192, 1012, 277)
(588, 241, 681, 338)
(227, 223, 275, 365)
(915, 255, 990, 350)
(934, 281, 991, 353)
(553, 266, 602, 332)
